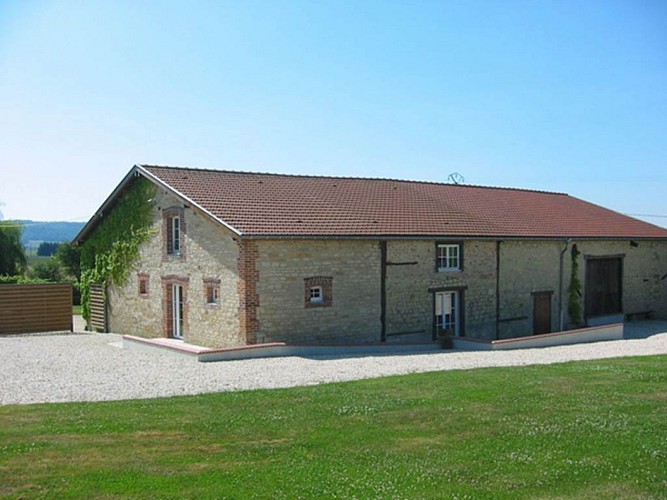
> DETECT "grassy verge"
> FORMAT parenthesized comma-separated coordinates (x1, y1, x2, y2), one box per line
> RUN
(1, 356, 665, 498)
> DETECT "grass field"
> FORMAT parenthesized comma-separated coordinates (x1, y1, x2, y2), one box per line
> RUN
(1, 356, 665, 498)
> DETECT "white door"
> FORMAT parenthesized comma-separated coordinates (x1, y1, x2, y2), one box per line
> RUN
(172, 284, 184, 339)
(435, 291, 459, 336)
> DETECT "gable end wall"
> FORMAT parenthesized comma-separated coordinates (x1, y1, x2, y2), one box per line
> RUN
(106, 190, 243, 347)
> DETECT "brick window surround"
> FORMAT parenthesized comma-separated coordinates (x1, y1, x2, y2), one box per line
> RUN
(305, 276, 333, 308)
(162, 275, 189, 338)
(204, 278, 221, 307)
(162, 206, 186, 262)
(138, 273, 150, 297)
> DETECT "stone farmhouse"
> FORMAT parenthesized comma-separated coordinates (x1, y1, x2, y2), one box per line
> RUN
(74, 164, 667, 348)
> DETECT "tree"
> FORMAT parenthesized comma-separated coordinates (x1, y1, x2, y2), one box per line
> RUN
(0, 221, 26, 276)
(37, 241, 61, 256)
(56, 242, 81, 280)
(29, 258, 64, 282)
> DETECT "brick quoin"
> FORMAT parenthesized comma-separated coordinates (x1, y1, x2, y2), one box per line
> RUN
(237, 239, 259, 344)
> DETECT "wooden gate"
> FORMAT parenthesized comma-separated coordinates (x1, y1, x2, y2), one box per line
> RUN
(89, 283, 107, 332)
(0, 283, 72, 334)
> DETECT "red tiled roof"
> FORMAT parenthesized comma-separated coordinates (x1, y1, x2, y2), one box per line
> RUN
(139, 165, 667, 239)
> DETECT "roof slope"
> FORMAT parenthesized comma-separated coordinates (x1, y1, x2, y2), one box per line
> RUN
(138, 165, 667, 239)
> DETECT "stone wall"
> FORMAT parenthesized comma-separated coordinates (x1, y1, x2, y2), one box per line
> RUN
(575, 239, 667, 320)
(385, 240, 497, 341)
(497, 241, 562, 339)
(496, 239, 667, 339)
(105, 188, 667, 346)
(254, 239, 381, 344)
(107, 190, 243, 348)
(385, 238, 667, 341)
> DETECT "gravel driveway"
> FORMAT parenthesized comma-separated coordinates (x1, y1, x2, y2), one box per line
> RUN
(1, 321, 666, 405)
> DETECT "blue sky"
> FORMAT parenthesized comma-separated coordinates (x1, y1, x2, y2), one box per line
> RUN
(1, 0, 665, 228)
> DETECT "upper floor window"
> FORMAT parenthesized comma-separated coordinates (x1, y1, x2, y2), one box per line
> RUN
(437, 243, 462, 272)
(169, 216, 180, 255)
(163, 207, 186, 261)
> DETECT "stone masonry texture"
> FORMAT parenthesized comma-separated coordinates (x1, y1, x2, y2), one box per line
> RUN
(104, 189, 667, 346)
(254, 239, 381, 344)
(108, 190, 243, 348)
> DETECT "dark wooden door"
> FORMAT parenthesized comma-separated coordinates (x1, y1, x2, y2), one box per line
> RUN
(533, 292, 552, 335)
(585, 258, 622, 317)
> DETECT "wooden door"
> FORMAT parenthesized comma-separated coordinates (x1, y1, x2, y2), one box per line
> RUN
(533, 292, 552, 335)
(585, 258, 622, 317)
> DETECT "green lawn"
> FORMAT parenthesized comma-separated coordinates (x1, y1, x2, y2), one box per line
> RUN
(1, 356, 665, 498)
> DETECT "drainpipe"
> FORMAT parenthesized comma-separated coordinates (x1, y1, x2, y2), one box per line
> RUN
(495, 240, 502, 340)
(380, 240, 387, 342)
(558, 238, 571, 331)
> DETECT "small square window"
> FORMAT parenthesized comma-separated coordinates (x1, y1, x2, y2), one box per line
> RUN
(304, 277, 333, 308)
(204, 279, 220, 306)
(310, 286, 323, 303)
(138, 274, 149, 297)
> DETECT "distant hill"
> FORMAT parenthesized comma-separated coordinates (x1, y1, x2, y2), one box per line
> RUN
(9, 220, 85, 247)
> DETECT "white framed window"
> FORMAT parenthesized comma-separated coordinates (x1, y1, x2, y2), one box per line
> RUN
(171, 216, 181, 255)
(437, 243, 462, 272)
(305, 277, 333, 308)
(309, 286, 323, 303)
(163, 207, 186, 261)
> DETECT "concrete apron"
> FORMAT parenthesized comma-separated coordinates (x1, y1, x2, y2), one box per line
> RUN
(122, 335, 443, 362)
(123, 322, 624, 362)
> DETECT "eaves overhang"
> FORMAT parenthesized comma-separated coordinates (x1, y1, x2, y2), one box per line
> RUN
(238, 233, 667, 241)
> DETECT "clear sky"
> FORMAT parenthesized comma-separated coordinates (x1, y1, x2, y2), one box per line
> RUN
(1, 0, 665, 228)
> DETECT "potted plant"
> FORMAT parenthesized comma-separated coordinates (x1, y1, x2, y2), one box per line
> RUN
(438, 327, 454, 349)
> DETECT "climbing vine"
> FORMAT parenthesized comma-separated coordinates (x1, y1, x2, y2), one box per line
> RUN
(567, 244, 583, 325)
(80, 178, 156, 320)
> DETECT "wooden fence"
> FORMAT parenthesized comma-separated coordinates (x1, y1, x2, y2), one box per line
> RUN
(0, 283, 73, 334)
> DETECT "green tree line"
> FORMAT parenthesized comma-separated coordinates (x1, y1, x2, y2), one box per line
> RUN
(0, 222, 81, 301)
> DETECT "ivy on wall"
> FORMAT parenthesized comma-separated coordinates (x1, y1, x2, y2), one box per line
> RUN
(567, 244, 583, 326)
(80, 178, 156, 320)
